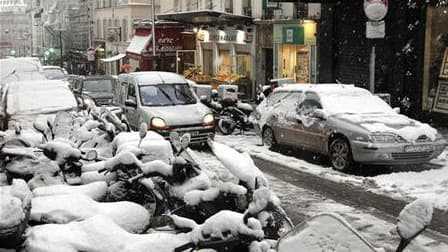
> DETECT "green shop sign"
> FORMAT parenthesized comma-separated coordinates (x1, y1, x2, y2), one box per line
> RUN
(273, 23, 316, 45)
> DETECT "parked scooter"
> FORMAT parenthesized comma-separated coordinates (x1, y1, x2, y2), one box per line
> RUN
(175, 198, 433, 252)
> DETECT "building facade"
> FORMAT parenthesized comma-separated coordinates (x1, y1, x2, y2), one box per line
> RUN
(93, 0, 159, 75)
(0, 0, 32, 58)
(316, 0, 448, 120)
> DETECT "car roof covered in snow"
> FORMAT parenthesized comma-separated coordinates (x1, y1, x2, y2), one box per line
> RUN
(274, 84, 370, 96)
(121, 71, 188, 86)
(6, 79, 77, 115)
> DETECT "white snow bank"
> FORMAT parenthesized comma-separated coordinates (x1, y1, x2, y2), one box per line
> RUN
(32, 181, 108, 201)
(27, 173, 63, 190)
(31, 194, 149, 233)
(140, 160, 173, 177)
(397, 198, 433, 240)
(81, 170, 117, 185)
(208, 140, 268, 190)
(371, 164, 448, 211)
(25, 215, 190, 252)
(190, 210, 264, 243)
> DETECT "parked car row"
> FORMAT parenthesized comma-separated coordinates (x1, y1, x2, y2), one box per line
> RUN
(250, 84, 447, 171)
(1, 59, 215, 145)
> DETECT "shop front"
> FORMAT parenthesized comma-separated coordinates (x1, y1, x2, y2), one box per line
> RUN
(196, 27, 255, 99)
(126, 21, 184, 73)
(422, 4, 448, 116)
(157, 10, 255, 99)
(273, 21, 317, 83)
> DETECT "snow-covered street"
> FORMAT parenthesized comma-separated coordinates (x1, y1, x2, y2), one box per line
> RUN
(215, 133, 448, 212)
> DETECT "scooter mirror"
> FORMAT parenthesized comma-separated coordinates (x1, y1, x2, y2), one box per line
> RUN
(139, 123, 148, 139)
(277, 213, 377, 252)
(180, 133, 191, 150)
(83, 149, 98, 161)
(396, 199, 433, 252)
(33, 120, 48, 133)
(169, 131, 181, 153)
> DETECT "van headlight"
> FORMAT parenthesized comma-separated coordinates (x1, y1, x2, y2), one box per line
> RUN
(202, 113, 214, 126)
(150, 117, 169, 130)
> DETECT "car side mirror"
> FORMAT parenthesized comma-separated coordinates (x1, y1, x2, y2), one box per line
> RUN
(393, 107, 401, 114)
(311, 109, 327, 120)
(125, 99, 137, 108)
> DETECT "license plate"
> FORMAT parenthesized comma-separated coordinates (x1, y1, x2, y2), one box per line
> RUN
(177, 131, 199, 137)
(404, 145, 432, 152)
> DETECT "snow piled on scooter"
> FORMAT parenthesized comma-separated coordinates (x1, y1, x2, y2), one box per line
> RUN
(208, 140, 268, 190)
(24, 215, 190, 252)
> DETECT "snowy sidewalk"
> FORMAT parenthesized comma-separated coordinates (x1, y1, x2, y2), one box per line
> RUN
(215, 134, 448, 212)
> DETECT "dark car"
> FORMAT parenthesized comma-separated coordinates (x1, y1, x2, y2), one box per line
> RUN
(73, 75, 115, 107)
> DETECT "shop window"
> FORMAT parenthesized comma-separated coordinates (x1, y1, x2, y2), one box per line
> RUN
(279, 44, 310, 83)
(423, 6, 448, 113)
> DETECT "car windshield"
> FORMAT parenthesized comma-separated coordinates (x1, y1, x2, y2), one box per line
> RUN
(44, 69, 66, 80)
(139, 84, 197, 106)
(320, 93, 395, 115)
(83, 79, 113, 93)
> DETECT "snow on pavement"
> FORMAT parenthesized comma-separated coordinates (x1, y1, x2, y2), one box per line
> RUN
(193, 149, 448, 252)
(215, 134, 448, 211)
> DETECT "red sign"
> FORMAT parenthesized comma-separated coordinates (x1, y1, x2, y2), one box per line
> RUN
(148, 29, 183, 53)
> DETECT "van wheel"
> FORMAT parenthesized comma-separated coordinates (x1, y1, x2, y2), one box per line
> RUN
(262, 127, 277, 149)
(329, 138, 353, 172)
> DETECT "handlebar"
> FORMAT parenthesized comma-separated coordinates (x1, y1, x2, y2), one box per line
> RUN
(174, 235, 255, 252)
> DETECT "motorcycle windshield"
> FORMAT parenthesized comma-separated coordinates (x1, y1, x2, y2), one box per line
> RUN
(277, 213, 378, 252)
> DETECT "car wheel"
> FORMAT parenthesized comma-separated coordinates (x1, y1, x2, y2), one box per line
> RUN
(262, 127, 277, 149)
(329, 138, 353, 172)
(218, 116, 236, 135)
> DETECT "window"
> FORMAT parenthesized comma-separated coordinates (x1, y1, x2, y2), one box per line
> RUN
(127, 83, 137, 103)
(139, 84, 197, 106)
(122, 18, 128, 41)
(266, 91, 289, 106)
(298, 92, 322, 116)
(83, 79, 114, 93)
(96, 19, 101, 39)
(102, 18, 107, 38)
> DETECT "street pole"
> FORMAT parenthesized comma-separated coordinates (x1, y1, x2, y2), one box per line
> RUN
(60, 31, 63, 68)
(151, 0, 157, 70)
(369, 45, 375, 93)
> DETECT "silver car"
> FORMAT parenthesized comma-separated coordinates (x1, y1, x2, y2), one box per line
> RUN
(115, 72, 215, 144)
(256, 84, 447, 172)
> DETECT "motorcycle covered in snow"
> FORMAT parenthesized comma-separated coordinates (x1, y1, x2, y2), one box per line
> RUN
(174, 198, 433, 252)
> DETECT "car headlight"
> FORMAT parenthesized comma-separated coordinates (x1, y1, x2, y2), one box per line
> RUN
(202, 113, 214, 126)
(369, 134, 398, 143)
(150, 117, 169, 130)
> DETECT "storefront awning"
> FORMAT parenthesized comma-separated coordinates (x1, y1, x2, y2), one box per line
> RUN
(157, 10, 253, 25)
(126, 35, 152, 55)
(100, 53, 126, 62)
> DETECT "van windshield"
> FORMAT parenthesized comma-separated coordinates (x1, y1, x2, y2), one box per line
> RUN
(83, 79, 114, 93)
(139, 84, 197, 106)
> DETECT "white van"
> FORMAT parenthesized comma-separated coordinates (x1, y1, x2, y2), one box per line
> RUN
(115, 71, 215, 144)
